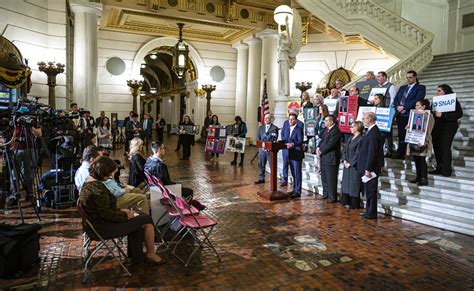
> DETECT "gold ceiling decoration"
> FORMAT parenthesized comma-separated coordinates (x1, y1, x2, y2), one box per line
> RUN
(99, 0, 384, 49)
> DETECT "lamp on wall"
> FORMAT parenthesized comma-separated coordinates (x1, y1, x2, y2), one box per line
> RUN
(201, 84, 216, 114)
(172, 23, 189, 79)
(295, 81, 312, 103)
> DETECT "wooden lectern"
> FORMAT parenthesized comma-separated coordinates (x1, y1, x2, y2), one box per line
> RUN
(255, 140, 289, 201)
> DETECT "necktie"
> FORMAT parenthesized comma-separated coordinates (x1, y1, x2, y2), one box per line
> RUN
(266, 125, 269, 133)
(401, 86, 410, 106)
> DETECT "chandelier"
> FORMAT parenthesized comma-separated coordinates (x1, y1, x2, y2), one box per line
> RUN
(172, 23, 189, 79)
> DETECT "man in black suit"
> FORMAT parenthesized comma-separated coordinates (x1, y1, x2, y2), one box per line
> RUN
(255, 114, 279, 184)
(357, 112, 384, 219)
(393, 70, 426, 158)
(317, 115, 342, 203)
(142, 113, 153, 147)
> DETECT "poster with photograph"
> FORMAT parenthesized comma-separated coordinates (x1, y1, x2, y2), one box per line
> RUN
(338, 95, 359, 133)
(355, 79, 378, 100)
(205, 139, 215, 153)
(219, 127, 227, 138)
(405, 109, 430, 145)
(375, 107, 395, 132)
(368, 87, 387, 102)
(226, 125, 234, 136)
(225, 136, 246, 153)
(432, 93, 456, 112)
(356, 106, 377, 122)
(207, 125, 217, 139)
(287, 100, 301, 116)
(182, 125, 196, 135)
(305, 120, 317, 137)
(216, 140, 226, 154)
(304, 107, 317, 121)
(111, 113, 118, 131)
(324, 99, 338, 115)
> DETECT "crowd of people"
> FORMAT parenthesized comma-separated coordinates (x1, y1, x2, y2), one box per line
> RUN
(253, 71, 462, 220)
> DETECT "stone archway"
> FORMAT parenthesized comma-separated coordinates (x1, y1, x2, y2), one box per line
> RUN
(132, 37, 206, 125)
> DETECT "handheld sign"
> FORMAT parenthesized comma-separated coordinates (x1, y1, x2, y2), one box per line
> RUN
(324, 99, 338, 115)
(368, 87, 387, 102)
(375, 107, 395, 132)
(432, 93, 456, 112)
(356, 106, 376, 122)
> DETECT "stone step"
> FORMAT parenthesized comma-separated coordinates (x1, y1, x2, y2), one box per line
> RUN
(379, 178, 474, 206)
(421, 67, 474, 77)
(423, 63, 474, 73)
(422, 80, 474, 88)
(432, 50, 474, 59)
(379, 189, 474, 220)
(377, 201, 474, 236)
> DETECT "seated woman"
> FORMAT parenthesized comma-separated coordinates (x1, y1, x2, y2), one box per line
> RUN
(79, 156, 165, 265)
(128, 137, 147, 188)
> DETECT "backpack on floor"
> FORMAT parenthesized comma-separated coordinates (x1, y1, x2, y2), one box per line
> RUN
(0, 223, 42, 278)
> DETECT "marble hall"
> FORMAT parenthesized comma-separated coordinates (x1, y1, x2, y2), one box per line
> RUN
(1, 136, 473, 289)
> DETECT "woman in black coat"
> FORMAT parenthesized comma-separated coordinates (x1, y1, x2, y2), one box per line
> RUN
(430, 84, 463, 177)
(128, 137, 146, 188)
(340, 121, 364, 209)
(179, 115, 195, 160)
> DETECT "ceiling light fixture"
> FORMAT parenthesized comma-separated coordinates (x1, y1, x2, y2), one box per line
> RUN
(172, 23, 189, 79)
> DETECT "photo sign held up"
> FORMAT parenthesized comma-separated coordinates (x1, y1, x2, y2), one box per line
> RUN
(205, 125, 227, 154)
(324, 99, 338, 115)
(368, 87, 387, 103)
(338, 96, 358, 133)
(225, 136, 246, 153)
(405, 109, 431, 145)
(432, 93, 456, 112)
(356, 106, 395, 132)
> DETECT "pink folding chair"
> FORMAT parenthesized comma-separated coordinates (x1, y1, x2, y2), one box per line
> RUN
(154, 182, 221, 267)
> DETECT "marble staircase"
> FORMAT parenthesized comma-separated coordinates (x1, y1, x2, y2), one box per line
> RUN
(270, 51, 474, 236)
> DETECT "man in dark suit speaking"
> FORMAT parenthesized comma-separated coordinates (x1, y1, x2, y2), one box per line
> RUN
(255, 114, 279, 184)
(317, 115, 342, 203)
(357, 112, 383, 219)
(281, 113, 304, 199)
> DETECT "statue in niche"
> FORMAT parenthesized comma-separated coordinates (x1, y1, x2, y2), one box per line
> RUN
(277, 8, 302, 97)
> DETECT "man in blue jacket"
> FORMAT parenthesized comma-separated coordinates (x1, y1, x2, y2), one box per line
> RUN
(280, 111, 304, 187)
(393, 70, 426, 159)
(281, 113, 304, 199)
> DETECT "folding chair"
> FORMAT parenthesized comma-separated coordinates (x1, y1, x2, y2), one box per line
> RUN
(154, 182, 221, 267)
(77, 199, 131, 282)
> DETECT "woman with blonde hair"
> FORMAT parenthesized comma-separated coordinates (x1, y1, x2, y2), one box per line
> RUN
(128, 137, 146, 187)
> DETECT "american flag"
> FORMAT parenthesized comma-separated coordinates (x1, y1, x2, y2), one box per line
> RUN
(260, 77, 270, 125)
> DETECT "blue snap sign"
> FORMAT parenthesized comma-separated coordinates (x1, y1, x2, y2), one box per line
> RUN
(432, 93, 456, 112)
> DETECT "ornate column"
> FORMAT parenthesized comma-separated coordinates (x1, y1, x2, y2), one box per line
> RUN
(256, 29, 279, 115)
(37, 61, 65, 109)
(70, 0, 102, 114)
(243, 37, 262, 144)
(232, 42, 248, 118)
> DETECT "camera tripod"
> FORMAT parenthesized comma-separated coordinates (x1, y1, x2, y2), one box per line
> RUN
(2, 138, 41, 224)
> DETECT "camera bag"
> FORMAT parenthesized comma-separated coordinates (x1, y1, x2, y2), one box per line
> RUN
(0, 223, 42, 277)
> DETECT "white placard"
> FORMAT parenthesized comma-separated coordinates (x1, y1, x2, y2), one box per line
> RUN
(324, 99, 338, 115)
(356, 106, 376, 122)
(432, 93, 456, 112)
(225, 136, 246, 153)
(368, 87, 387, 102)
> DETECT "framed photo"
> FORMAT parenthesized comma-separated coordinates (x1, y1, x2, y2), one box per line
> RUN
(205, 139, 215, 152)
(111, 113, 118, 130)
(339, 97, 348, 113)
(207, 126, 217, 138)
(219, 127, 227, 138)
(304, 108, 316, 120)
(216, 140, 226, 154)
(225, 136, 246, 153)
(170, 124, 180, 134)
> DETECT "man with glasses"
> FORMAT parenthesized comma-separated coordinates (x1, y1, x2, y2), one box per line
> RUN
(393, 70, 426, 159)
(317, 115, 342, 203)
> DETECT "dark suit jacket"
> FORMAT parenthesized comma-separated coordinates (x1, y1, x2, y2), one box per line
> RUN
(281, 119, 304, 141)
(142, 119, 153, 136)
(155, 118, 166, 131)
(144, 157, 173, 185)
(287, 125, 304, 161)
(126, 120, 144, 139)
(258, 124, 279, 142)
(128, 154, 146, 187)
(393, 83, 426, 117)
(357, 125, 384, 175)
(318, 125, 342, 166)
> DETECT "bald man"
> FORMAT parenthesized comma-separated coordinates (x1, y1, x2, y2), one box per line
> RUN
(255, 114, 279, 184)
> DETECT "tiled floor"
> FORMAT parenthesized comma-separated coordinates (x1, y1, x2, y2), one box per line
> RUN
(1, 135, 473, 289)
